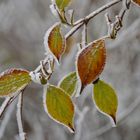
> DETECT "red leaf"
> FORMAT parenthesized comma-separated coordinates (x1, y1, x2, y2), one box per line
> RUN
(76, 39, 106, 92)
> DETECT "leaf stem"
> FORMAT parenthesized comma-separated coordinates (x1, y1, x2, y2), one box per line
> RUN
(82, 23, 88, 47)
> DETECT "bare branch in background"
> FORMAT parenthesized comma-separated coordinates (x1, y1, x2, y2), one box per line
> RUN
(66, 0, 122, 39)
(0, 97, 13, 118)
(16, 91, 26, 140)
(81, 23, 88, 47)
(74, 106, 89, 140)
(0, 0, 140, 139)
(0, 100, 16, 139)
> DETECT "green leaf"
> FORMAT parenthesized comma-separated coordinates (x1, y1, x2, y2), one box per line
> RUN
(44, 85, 75, 132)
(93, 80, 118, 124)
(55, 0, 71, 11)
(44, 22, 66, 64)
(76, 39, 106, 93)
(58, 72, 77, 96)
(0, 69, 31, 97)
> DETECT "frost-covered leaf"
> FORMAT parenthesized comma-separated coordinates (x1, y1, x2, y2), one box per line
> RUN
(44, 85, 75, 132)
(0, 69, 31, 97)
(93, 80, 118, 124)
(58, 72, 77, 96)
(76, 39, 106, 92)
(44, 22, 66, 63)
(132, 0, 140, 6)
(55, 0, 71, 11)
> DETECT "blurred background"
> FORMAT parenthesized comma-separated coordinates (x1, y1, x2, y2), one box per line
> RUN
(0, 0, 140, 140)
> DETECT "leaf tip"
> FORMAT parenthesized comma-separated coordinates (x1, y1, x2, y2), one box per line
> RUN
(110, 114, 117, 126)
(55, 57, 61, 65)
(68, 123, 75, 133)
(79, 84, 85, 95)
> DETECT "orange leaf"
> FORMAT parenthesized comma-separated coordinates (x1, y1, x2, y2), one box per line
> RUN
(132, 0, 140, 6)
(44, 22, 66, 64)
(76, 39, 106, 92)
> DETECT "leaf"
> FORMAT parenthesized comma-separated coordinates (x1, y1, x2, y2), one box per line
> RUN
(44, 22, 66, 63)
(44, 85, 75, 132)
(58, 72, 77, 96)
(55, 0, 71, 11)
(50, 3, 68, 24)
(132, 0, 140, 6)
(93, 80, 118, 124)
(0, 69, 31, 97)
(76, 39, 106, 92)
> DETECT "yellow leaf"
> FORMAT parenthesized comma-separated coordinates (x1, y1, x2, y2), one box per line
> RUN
(93, 80, 118, 124)
(44, 85, 75, 132)
(58, 72, 77, 96)
(44, 22, 66, 64)
(55, 0, 71, 11)
(0, 69, 31, 97)
(76, 39, 106, 93)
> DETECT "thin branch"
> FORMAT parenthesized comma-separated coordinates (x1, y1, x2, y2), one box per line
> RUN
(82, 23, 88, 47)
(119, 0, 131, 20)
(107, 18, 140, 49)
(16, 91, 26, 140)
(0, 97, 13, 118)
(34, 0, 123, 76)
(0, 92, 22, 119)
(0, 99, 17, 139)
(65, 0, 122, 39)
(105, 0, 131, 39)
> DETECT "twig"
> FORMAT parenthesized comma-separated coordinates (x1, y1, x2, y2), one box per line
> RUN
(16, 91, 26, 140)
(0, 99, 17, 139)
(119, 0, 131, 20)
(82, 23, 88, 47)
(0, 97, 13, 118)
(35, 0, 123, 75)
(107, 18, 140, 49)
(105, 0, 131, 39)
(0, 92, 22, 119)
(65, 0, 122, 39)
